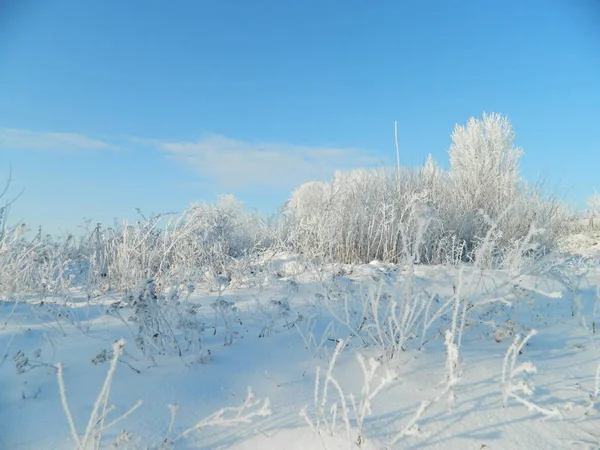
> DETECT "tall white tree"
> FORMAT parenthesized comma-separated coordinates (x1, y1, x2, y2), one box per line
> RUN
(448, 113, 523, 215)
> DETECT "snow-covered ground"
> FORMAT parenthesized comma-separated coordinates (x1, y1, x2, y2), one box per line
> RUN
(560, 226, 600, 260)
(1, 248, 599, 449)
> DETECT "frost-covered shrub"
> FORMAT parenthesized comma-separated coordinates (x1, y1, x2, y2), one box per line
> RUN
(80, 195, 270, 292)
(281, 114, 567, 265)
(0, 174, 69, 297)
(1, 193, 273, 298)
(179, 195, 268, 277)
(0, 227, 79, 298)
(281, 167, 435, 263)
(442, 113, 567, 261)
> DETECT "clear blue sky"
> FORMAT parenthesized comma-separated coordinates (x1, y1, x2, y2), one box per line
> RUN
(0, 0, 598, 234)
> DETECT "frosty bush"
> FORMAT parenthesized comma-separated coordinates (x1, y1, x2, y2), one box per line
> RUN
(81, 195, 270, 293)
(0, 192, 274, 303)
(282, 113, 567, 265)
(0, 222, 81, 299)
(282, 167, 435, 263)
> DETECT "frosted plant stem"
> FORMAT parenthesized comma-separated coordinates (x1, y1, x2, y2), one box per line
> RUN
(57, 362, 82, 448)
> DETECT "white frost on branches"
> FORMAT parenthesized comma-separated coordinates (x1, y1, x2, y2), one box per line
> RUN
(449, 112, 523, 216)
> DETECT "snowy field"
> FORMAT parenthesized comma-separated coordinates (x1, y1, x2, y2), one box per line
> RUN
(0, 114, 597, 449)
(1, 247, 599, 450)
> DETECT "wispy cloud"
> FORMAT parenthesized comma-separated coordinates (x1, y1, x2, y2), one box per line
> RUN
(0, 128, 120, 152)
(0, 127, 382, 190)
(153, 134, 382, 190)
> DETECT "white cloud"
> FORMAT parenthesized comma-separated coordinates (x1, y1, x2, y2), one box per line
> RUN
(0, 127, 382, 191)
(0, 128, 120, 151)
(155, 134, 382, 190)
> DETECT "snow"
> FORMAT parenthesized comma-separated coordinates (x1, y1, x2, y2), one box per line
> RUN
(1, 242, 600, 449)
(559, 227, 600, 259)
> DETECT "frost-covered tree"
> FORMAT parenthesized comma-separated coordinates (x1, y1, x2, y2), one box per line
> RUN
(421, 154, 441, 181)
(283, 181, 337, 259)
(448, 113, 523, 216)
(419, 154, 446, 206)
(285, 181, 332, 221)
(587, 191, 600, 228)
(587, 192, 600, 216)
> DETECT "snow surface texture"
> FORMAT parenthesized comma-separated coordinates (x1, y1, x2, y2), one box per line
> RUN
(560, 226, 600, 260)
(1, 248, 600, 449)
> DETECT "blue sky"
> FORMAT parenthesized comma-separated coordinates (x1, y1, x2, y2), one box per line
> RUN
(0, 0, 598, 234)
